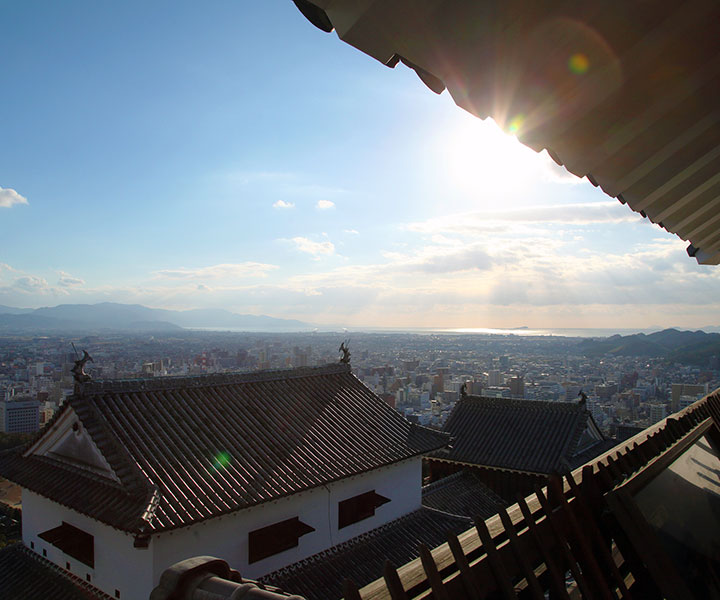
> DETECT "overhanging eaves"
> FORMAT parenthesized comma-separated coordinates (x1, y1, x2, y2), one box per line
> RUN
(293, 0, 720, 265)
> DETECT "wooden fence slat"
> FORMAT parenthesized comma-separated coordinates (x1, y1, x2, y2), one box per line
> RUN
(516, 495, 570, 600)
(446, 532, 482, 600)
(418, 544, 451, 600)
(497, 506, 545, 599)
(565, 472, 633, 600)
(473, 518, 519, 600)
(342, 578, 363, 600)
(534, 485, 595, 600)
(548, 475, 613, 600)
(383, 560, 409, 600)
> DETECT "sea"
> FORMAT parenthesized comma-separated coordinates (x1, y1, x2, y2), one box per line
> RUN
(188, 326, 720, 338)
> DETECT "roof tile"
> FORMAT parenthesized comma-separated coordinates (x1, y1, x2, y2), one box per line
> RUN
(0, 364, 448, 534)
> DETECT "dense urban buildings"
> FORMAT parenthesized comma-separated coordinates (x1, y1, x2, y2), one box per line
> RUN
(0, 330, 716, 440)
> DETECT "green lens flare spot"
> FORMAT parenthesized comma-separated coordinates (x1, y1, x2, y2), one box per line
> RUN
(568, 53, 589, 74)
(212, 451, 232, 470)
(508, 114, 525, 134)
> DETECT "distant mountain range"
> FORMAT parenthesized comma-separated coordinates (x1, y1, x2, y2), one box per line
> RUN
(579, 328, 720, 366)
(0, 302, 311, 333)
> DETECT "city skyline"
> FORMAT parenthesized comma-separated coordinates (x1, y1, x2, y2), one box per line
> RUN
(2, 1, 719, 329)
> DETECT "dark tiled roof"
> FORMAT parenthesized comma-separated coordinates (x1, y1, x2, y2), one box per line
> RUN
(0, 543, 112, 600)
(260, 508, 471, 600)
(437, 396, 600, 474)
(0, 364, 448, 534)
(568, 438, 619, 471)
(421, 471, 506, 519)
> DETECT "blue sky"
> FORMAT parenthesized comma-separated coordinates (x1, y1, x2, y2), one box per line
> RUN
(2, 0, 719, 329)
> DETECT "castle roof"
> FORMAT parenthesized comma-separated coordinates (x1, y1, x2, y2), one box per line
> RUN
(436, 396, 604, 474)
(0, 364, 448, 537)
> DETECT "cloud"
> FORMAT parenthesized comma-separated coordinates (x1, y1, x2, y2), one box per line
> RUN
(409, 247, 493, 273)
(12, 275, 61, 295)
(316, 200, 335, 210)
(407, 202, 640, 234)
(344, 229, 359, 235)
(57, 271, 85, 287)
(0, 187, 28, 208)
(197, 284, 211, 291)
(290, 237, 335, 257)
(154, 263, 278, 280)
(273, 200, 295, 209)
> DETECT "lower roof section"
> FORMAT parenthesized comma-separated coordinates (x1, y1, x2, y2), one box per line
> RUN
(260, 507, 472, 600)
(0, 543, 111, 600)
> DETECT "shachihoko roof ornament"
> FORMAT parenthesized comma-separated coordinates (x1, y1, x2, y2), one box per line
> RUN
(292, 0, 720, 265)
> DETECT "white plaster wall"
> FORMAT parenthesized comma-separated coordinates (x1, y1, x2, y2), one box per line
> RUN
(152, 457, 422, 582)
(22, 489, 154, 600)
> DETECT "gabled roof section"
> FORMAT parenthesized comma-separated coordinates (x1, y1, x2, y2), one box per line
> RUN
(437, 396, 601, 474)
(0, 364, 448, 534)
(23, 406, 120, 483)
(294, 0, 720, 264)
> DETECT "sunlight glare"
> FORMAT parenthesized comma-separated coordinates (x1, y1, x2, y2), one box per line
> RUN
(442, 116, 552, 204)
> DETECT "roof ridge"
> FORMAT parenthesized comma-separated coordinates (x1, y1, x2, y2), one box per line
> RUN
(463, 396, 582, 411)
(421, 470, 465, 493)
(76, 363, 351, 395)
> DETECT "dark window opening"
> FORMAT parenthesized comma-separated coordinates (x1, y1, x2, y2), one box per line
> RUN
(115, 590, 120, 598)
(86, 574, 91, 582)
(30, 541, 34, 549)
(66, 562, 71, 570)
(39, 522, 94, 568)
(248, 517, 315, 564)
(338, 490, 391, 529)
(42, 549, 47, 557)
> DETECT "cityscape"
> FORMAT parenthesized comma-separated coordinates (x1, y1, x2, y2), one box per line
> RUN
(2, 326, 717, 441)
(2, 1, 720, 598)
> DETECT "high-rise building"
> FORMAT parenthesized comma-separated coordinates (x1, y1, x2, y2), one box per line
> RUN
(648, 403, 667, 424)
(508, 376, 524, 398)
(487, 370, 502, 387)
(671, 383, 708, 412)
(0, 396, 41, 434)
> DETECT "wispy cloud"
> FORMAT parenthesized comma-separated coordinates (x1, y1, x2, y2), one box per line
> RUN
(273, 200, 295, 209)
(290, 237, 335, 257)
(316, 200, 335, 210)
(407, 202, 640, 234)
(57, 271, 85, 287)
(154, 262, 278, 280)
(344, 229, 359, 235)
(0, 187, 28, 208)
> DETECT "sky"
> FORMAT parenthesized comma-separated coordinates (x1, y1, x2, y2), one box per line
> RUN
(1, 0, 719, 330)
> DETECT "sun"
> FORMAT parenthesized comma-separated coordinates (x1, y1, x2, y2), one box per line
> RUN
(441, 114, 555, 206)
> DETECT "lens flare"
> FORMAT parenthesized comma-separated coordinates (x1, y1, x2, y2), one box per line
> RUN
(508, 114, 525, 135)
(212, 451, 232, 470)
(568, 53, 589, 74)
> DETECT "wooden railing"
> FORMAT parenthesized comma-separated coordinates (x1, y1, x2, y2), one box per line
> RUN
(343, 390, 720, 600)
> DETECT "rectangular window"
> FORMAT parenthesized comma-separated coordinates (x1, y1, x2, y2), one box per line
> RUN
(39, 522, 94, 568)
(338, 490, 391, 529)
(248, 517, 315, 564)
